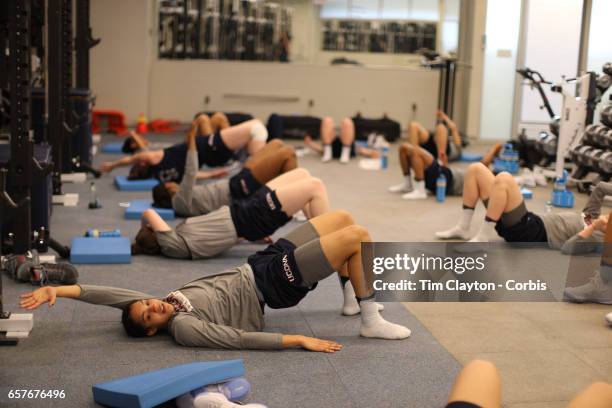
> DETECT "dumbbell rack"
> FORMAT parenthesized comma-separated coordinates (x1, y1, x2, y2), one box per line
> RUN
(570, 101, 612, 191)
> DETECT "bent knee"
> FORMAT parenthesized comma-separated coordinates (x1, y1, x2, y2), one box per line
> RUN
(494, 172, 515, 185)
(333, 209, 354, 226)
(268, 139, 285, 149)
(308, 177, 326, 192)
(468, 162, 488, 173)
(322, 116, 334, 127)
(344, 224, 371, 242)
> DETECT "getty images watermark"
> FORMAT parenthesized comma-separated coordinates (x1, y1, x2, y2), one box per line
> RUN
(362, 242, 604, 302)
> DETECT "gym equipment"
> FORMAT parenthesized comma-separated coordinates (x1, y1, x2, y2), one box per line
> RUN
(92, 360, 245, 408)
(459, 152, 483, 162)
(124, 200, 175, 220)
(266, 114, 322, 140)
(601, 105, 612, 128)
(114, 176, 159, 191)
(352, 114, 401, 142)
(421, 52, 458, 119)
(493, 144, 520, 174)
(92, 110, 128, 135)
(70, 237, 131, 264)
(85, 229, 121, 238)
(101, 142, 125, 154)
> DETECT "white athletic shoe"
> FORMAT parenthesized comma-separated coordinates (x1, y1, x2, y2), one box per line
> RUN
(533, 166, 548, 187)
(435, 226, 471, 240)
(339, 155, 350, 164)
(402, 189, 427, 200)
(388, 183, 413, 193)
(606, 312, 612, 327)
(563, 271, 612, 305)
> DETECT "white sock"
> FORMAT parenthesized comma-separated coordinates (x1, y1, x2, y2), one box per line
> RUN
(341, 280, 383, 315)
(249, 121, 268, 142)
(389, 175, 413, 193)
(322, 145, 333, 162)
(436, 208, 474, 239)
(469, 220, 498, 242)
(339, 146, 351, 163)
(401, 180, 427, 200)
(359, 300, 411, 339)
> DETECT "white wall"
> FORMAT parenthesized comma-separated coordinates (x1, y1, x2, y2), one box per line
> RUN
(90, 0, 154, 123)
(148, 60, 439, 126)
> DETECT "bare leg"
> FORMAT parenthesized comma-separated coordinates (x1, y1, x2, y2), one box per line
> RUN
(244, 140, 297, 183)
(219, 119, 267, 155)
(408, 121, 430, 147)
(274, 177, 330, 218)
(447, 360, 502, 408)
(304, 135, 323, 154)
(338, 118, 355, 164)
(401, 144, 435, 200)
(399, 143, 411, 175)
(433, 123, 450, 166)
(321, 116, 336, 162)
(210, 112, 230, 132)
(486, 173, 524, 222)
(482, 143, 504, 167)
(266, 168, 311, 190)
(436, 163, 495, 240)
(195, 114, 213, 136)
(567, 382, 612, 408)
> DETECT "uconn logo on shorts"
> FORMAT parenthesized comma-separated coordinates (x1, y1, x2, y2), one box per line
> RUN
(159, 168, 180, 182)
(266, 192, 276, 211)
(240, 179, 250, 195)
(282, 254, 295, 283)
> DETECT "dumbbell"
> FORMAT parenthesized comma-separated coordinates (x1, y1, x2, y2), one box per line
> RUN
(601, 105, 612, 127)
(583, 124, 603, 145)
(570, 145, 595, 166)
(597, 73, 612, 93)
(601, 127, 612, 148)
(603, 62, 612, 76)
(599, 151, 612, 174)
(584, 147, 605, 169)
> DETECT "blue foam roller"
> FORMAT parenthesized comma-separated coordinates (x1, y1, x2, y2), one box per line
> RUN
(92, 360, 244, 408)
(459, 152, 483, 162)
(101, 142, 124, 154)
(114, 176, 159, 191)
(70, 237, 131, 264)
(125, 199, 175, 220)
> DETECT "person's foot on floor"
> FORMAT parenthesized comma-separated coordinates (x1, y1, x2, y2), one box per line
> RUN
(35, 262, 79, 286)
(339, 146, 351, 164)
(2, 250, 39, 282)
(322, 145, 333, 163)
(401, 189, 427, 200)
(388, 181, 413, 193)
(359, 301, 410, 339)
(563, 271, 612, 305)
(342, 283, 384, 316)
(606, 312, 612, 327)
(435, 225, 471, 240)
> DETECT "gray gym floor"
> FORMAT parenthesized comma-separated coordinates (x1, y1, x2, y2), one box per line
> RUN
(1, 133, 610, 407)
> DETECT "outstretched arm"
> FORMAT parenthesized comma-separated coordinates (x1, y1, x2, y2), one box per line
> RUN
(20, 284, 153, 310)
(100, 153, 142, 173)
(438, 110, 462, 147)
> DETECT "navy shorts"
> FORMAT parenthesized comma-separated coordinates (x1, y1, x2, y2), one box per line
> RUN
(495, 211, 548, 243)
(331, 138, 356, 159)
(424, 160, 454, 195)
(230, 186, 292, 241)
(247, 238, 316, 309)
(228, 168, 263, 200)
(446, 403, 481, 408)
(422, 132, 451, 158)
(199, 131, 234, 167)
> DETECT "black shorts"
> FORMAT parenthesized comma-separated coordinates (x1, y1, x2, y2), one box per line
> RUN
(331, 138, 356, 159)
(247, 238, 316, 309)
(228, 168, 262, 200)
(446, 402, 481, 408)
(422, 132, 451, 158)
(424, 160, 454, 195)
(230, 186, 292, 241)
(495, 211, 548, 243)
(199, 131, 234, 167)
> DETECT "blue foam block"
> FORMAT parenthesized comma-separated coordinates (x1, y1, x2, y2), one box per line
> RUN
(114, 176, 159, 191)
(70, 237, 131, 264)
(92, 360, 244, 408)
(125, 199, 175, 220)
(101, 142, 124, 154)
(521, 188, 533, 199)
(459, 152, 483, 162)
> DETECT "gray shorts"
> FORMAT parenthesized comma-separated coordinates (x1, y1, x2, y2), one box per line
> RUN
(284, 221, 335, 287)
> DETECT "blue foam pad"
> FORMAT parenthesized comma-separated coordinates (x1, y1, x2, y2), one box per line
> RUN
(125, 199, 175, 220)
(101, 142, 124, 154)
(70, 237, 131, 264)
(459, 152, 483, 162)
(92, 360, 244, 408)
(114, 176, 159, 191)
(521, 188, 533, 199)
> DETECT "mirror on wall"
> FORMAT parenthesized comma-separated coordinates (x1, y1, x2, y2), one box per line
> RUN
(156, 0, 461, 68)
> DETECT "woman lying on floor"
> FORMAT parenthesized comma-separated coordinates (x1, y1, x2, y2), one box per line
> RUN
(21, 211, 409, 351)
(435, 163, 607, 255)
(388, 139, 502, 199)
(121, 112, 231, 154)
(151, 131, 297, 217)
(99, 114, 268, 182)
(132, 166, 331, 259)
(446, 359, 612, 408)
(303, 116, 384, 164)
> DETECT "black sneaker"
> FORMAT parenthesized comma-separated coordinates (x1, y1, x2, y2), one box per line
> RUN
(2, 250, 40, 282)
(32, 262, 79, 286)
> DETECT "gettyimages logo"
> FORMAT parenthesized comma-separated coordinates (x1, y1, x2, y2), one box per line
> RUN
(373, 253, 487, 275)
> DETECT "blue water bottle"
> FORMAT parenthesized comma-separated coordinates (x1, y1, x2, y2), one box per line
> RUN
(380, 146, 389, 170)
(436, 173, 447, 202)
(86, 229, 121, 238)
